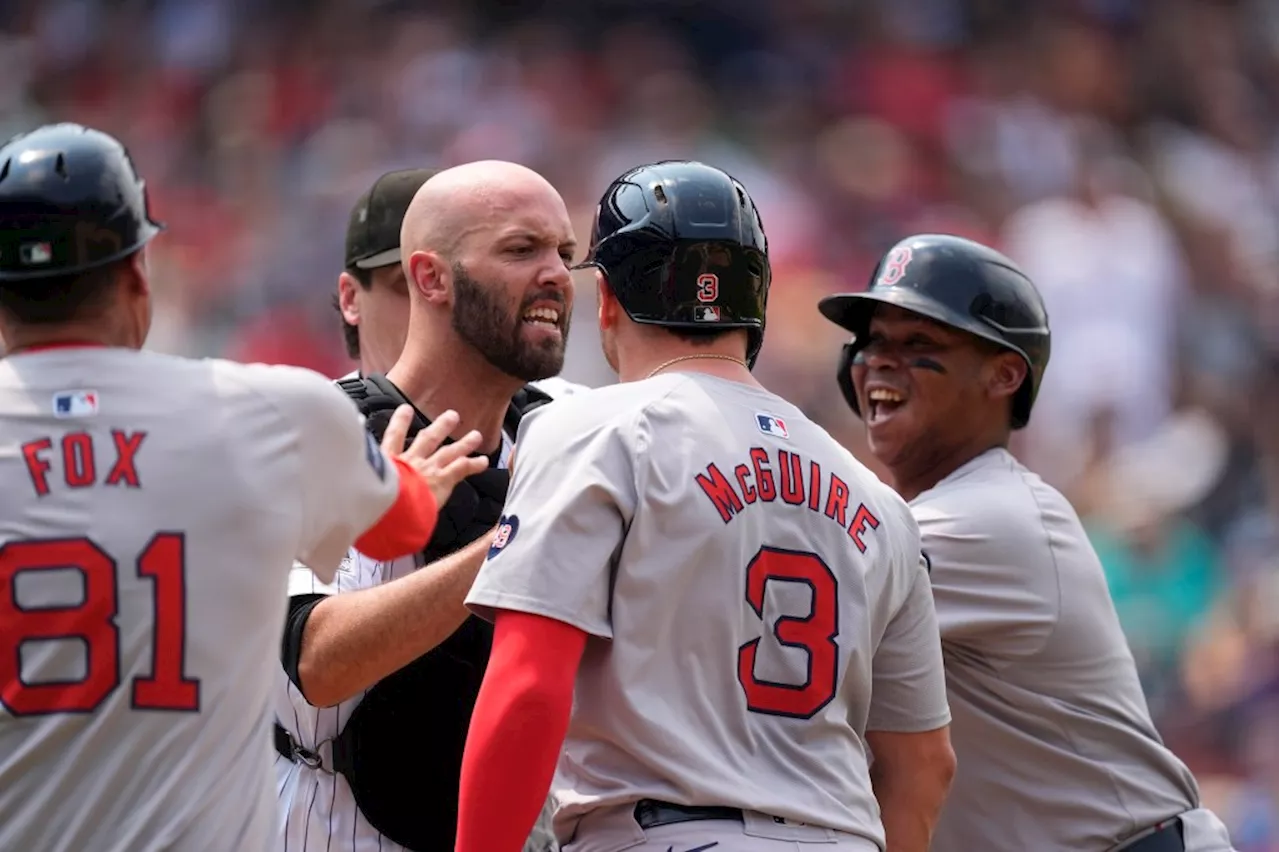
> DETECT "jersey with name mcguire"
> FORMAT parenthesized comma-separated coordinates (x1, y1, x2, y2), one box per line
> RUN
(467, 372, 950, 848)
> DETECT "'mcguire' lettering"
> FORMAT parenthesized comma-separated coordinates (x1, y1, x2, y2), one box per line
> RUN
(694, 446, 881, 549)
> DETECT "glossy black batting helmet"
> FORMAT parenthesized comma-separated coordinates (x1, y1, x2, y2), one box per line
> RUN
(574, 160, 771, 367)
(818, 233, 1051, 429)
(0, 123, 163, 282)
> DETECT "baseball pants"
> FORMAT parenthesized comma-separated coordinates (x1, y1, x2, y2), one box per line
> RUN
(561, 803, 880, 852)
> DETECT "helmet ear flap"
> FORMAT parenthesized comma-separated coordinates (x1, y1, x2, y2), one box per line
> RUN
(836, 340, 862, 419)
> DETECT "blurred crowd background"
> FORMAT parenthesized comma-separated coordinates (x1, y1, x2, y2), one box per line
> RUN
(1, 0, 1274, 846)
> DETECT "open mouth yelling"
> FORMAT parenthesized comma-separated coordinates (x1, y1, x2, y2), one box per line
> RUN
(866, 386, 907, 425)
(521, 305, 563, 338)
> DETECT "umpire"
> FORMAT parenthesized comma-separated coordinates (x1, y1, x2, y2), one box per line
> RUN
(273, 159, 582, 852)
(334, 168, 436, 379)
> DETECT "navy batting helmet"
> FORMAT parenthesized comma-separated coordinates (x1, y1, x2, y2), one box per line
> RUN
(0, 123, 163, 282)
(574, 160, 771, 367)
(818, 233, 1051, 429)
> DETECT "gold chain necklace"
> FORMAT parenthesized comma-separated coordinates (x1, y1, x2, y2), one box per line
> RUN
(644, 353, 749, 380)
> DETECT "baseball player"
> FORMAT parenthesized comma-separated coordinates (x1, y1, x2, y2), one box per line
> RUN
(457, 161, 957, 852)
(274, 160, 584, 852)
(0, 123, 485, 852)
(334, 166, 588, 408)
(336, 168, 438, 378)
(818, 233, 1238, 852)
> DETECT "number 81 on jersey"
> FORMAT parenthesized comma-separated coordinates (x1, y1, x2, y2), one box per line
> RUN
(0, 534, 199, 716)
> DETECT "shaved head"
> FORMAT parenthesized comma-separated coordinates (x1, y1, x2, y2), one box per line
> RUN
(397, 160, 577, 383)
(400, 160, 569, 261)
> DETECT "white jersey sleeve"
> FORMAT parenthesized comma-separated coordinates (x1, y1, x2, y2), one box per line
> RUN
(250, 367, 402, 584)
(466, 397, 636, 638)
(284, 551, 385, 599)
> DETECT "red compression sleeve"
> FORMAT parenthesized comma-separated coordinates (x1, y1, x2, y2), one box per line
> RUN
(456, 610, 587, 852)
(353, 456, 439, 559)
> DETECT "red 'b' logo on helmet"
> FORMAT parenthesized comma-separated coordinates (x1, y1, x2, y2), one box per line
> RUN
(878, 246, 914, 286)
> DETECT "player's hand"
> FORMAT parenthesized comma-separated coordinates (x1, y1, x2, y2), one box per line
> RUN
(381, 405, 489, 508)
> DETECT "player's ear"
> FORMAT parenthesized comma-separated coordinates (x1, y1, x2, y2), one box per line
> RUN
(115, 248, 151, 304)
(986, 351, 1027, 402)
(406, 250, 448, 305)
(337, 272, 361, 326)
(596, 270, 619, 331)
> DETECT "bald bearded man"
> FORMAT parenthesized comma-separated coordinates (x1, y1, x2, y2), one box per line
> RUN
(273, 161, 579, 852)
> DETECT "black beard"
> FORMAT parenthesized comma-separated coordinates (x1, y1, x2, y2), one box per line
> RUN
(450, 262, 569, 382)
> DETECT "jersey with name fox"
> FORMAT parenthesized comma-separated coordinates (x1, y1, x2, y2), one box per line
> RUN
(0, 347, 401, 852)
(466, 373, 950, 848)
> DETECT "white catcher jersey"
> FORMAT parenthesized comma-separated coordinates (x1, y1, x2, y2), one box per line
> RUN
(467, 373, 950, 849)
(273, 378, 590, 852)
(0, 347, 404, 852)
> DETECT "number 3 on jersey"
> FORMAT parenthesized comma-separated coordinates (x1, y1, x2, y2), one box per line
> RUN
(737, 546, 839, 719)
(0, 534, 200, 716)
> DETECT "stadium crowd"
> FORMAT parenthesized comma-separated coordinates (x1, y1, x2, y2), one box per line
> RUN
(2, 0, 1274, 847)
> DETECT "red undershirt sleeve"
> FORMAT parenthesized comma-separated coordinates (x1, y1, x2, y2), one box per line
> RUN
(455, 610, 588, 852)
(353, 456, 439, 559)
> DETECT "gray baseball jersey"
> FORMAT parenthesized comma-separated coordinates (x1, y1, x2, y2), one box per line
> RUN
(0, 347, 403, 852)
(920, 448, 1235, 852)
(466, 372, 950, 850)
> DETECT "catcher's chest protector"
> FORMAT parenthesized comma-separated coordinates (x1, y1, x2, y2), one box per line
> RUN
(330, 373, 551, 851)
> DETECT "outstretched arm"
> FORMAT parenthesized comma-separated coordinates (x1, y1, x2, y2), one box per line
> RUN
(291, 532, 493, 708)
(456, 610, 587, 852)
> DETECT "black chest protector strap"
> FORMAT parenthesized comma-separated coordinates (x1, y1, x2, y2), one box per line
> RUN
(337, 372, 552, 452)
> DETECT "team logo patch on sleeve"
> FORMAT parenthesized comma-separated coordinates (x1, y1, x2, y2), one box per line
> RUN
(52, 390, 98, 418)
(364, 430, 387, 481)
(488, 515, 519, 559)
(755, 412, 789, 439)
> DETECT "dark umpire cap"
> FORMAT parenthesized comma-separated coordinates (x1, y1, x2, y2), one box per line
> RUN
(344, 168, 438, 270)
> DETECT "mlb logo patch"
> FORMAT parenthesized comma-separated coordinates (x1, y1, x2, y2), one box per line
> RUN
(693, 305, 721, 322)
(52, 390, 99, 418)
(20, 242, 53, 266)
(488, 514, 520, 560)
(756, 412, 788, 439)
